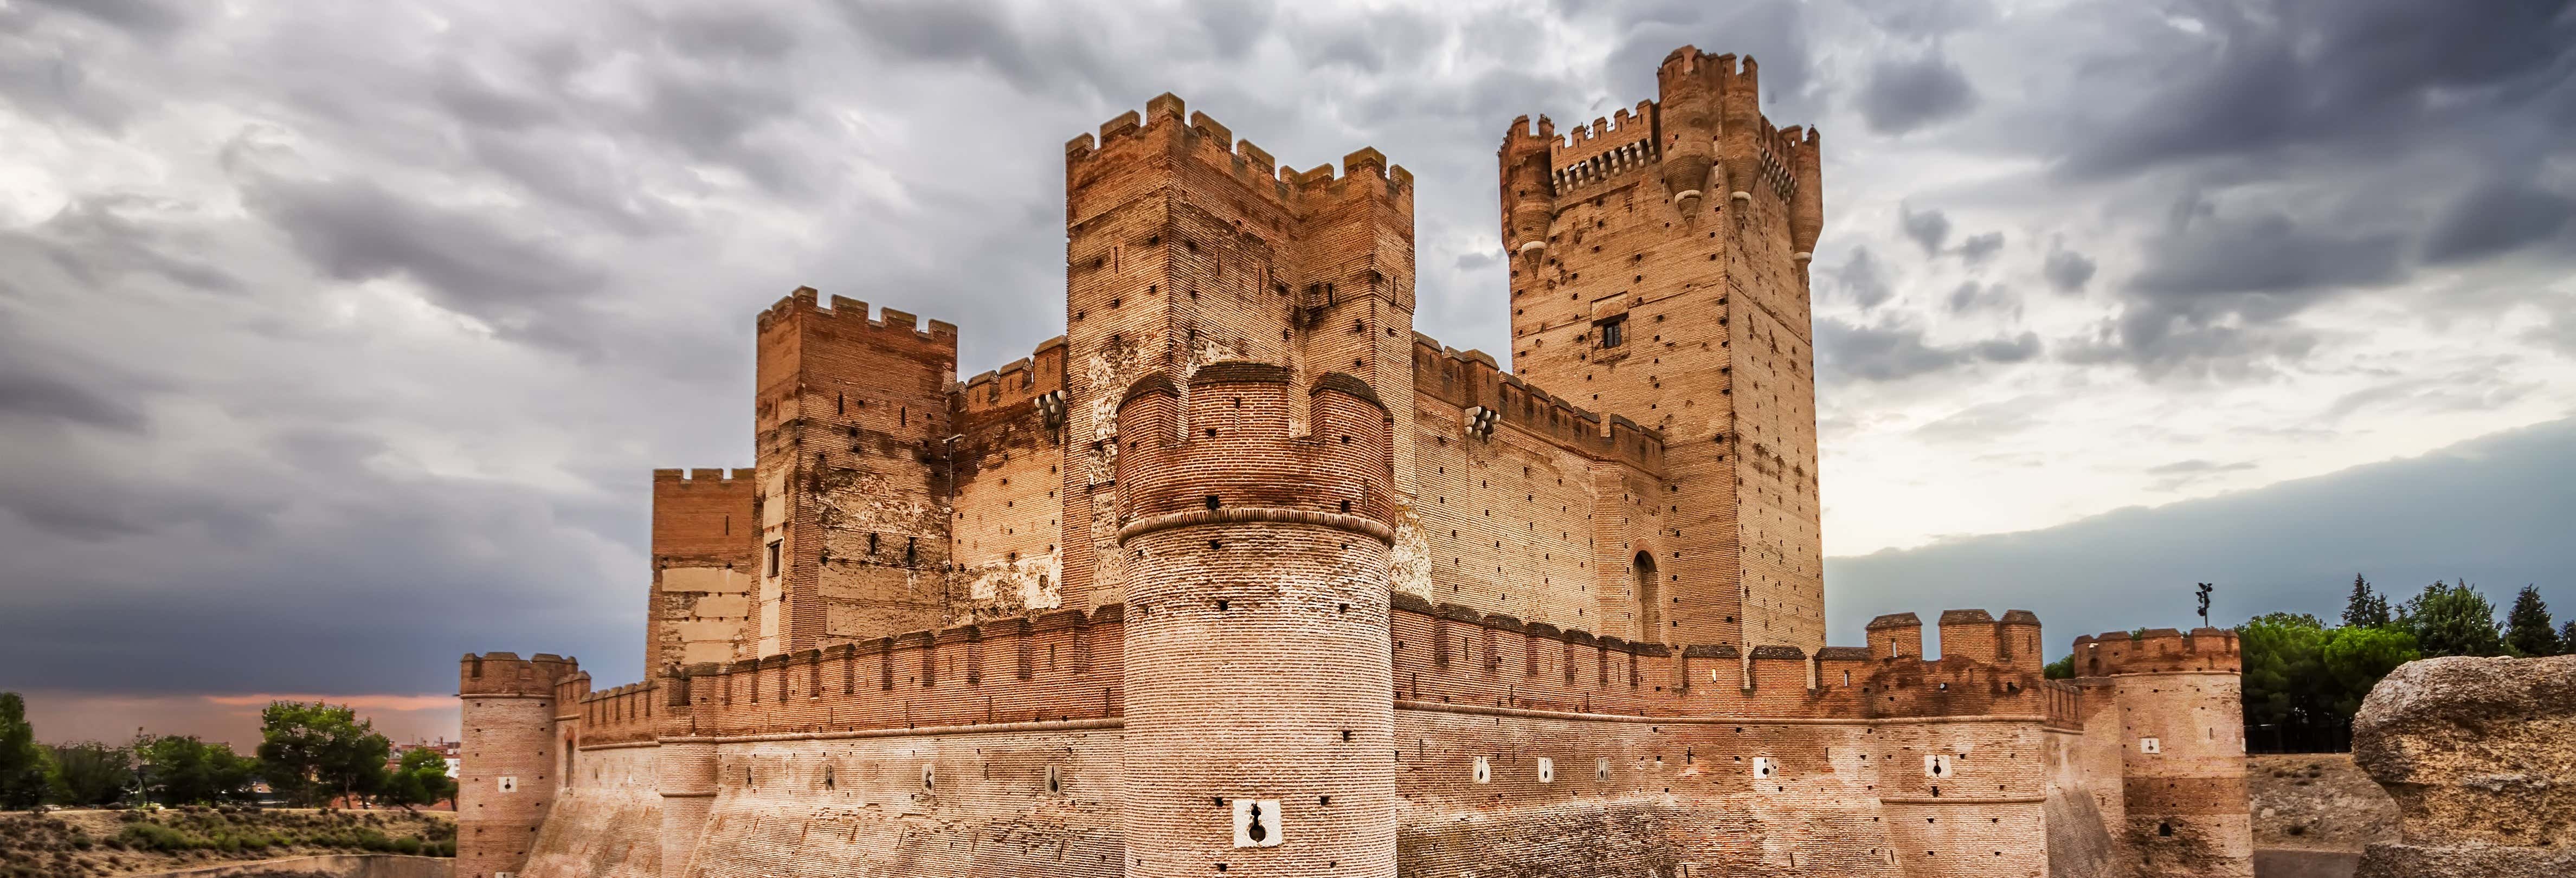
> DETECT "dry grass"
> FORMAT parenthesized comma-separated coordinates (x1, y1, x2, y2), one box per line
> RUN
(0, 807, 454, 877)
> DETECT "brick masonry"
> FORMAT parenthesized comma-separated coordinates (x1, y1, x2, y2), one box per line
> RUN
(459, 44, 2250, 878)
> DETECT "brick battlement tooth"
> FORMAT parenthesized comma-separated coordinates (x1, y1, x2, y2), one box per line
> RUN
(754, 286, 961, 342)
(1111, 361, 1394, 530)
(954, 335, 1068, 414)
(1395, 601, 2058, 719)
(656, 605, 1126, 735)
(652, 467, 755, 485)
(1409, 331, 1663, 470)
(1066, 93, 1412, 221)
(2071, 626, 2243, 676)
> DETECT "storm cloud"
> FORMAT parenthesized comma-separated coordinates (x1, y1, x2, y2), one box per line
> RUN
(0, 0, 2570, 744)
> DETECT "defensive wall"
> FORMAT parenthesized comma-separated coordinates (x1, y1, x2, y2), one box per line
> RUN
(460, 45, 2251, 878)
(462, 601, 2251, 878)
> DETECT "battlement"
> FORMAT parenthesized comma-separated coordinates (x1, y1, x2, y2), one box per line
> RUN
(955, 335, 1068, 415)
(753, 286, 961, 345)
(459, 651, 578, 698)
(651, 467, 756, 486)
(574, 681, 659, 746)
(1390, 595, 2064, 722)
(1065, 93, 1413, 222)
(665, 605, 1126, 736)
(2070, 627, 2243, 676)
(1111, 363, 1394, 538)
(1409, 332, 1665, 471)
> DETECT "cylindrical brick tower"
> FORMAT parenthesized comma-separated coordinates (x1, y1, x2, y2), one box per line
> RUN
(655, 665, 719, 878)
(1114, 363, 1398, 878)
(458, 652, 569, 878)
(2077, 629, 2251, 877)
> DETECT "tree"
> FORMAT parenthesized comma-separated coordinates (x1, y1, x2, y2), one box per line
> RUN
(2341, 574, 2392, 628)
(0, 693, 50, 810)
(136, 734, 259, 805)
(2562, 620, 2576, 655)
(2503, 585, 2559, 657)
(2320, 625, 2419, 718)
(378, 747, 457, 811)
(2397, 580, 2507, 657)
(2237, 613, 2331, 751)
(257, 701, 391, 807)
(2043, 655, 2075, 679)
(46, 742, 137, 808)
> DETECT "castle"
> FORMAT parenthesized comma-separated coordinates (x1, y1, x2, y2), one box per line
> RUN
(457, 47, 2252, 878)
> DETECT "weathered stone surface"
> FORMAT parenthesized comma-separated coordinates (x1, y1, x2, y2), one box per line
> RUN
(2352, 655, 2576, 878)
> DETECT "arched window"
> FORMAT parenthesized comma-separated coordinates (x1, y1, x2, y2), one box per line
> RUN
(1634, 551, 1660, 641)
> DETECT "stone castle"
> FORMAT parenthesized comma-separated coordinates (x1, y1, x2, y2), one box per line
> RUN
(458, 47, 2253, 878)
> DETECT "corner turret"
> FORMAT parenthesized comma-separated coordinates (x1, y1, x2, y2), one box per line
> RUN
(1113, 364, 1398, 878)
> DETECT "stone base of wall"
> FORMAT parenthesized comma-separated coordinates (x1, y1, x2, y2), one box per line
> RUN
(132, 854, 453, 878)
(2354, 843, 2576, 878)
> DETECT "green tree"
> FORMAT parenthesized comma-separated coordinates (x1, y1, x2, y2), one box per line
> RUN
(2341, 574, 2392, 628)
(0, 693, 49, 810)
(46, 741, 136, 807)
(378, 747, 456, 811)
(2237, 613, 2330, 750)
(257, 701, 391, 807)
(2561, 620, 2576, 654)
(2043, 654, 2075, 679)
(2320, 625, 2420, 717)
(2397, 580, 2507, 657)
(2503, 585, 2559, 656)
(136, 734, 259, 805)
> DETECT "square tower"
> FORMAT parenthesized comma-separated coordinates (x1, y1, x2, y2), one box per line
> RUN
(1058, 94, 1416, 608)
(1499, 47, 1825, 649)
(750, 288, 959, 656)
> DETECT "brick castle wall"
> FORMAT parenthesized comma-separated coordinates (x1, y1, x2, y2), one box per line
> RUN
(460, 43, 2256, 878)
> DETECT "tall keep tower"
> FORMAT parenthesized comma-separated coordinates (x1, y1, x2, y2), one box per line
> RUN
(1060, 94, 1416, 611)
(1113, 364, 1400, 878)
(750, 289, 959, 656)
(1499, 47, 1825, 650)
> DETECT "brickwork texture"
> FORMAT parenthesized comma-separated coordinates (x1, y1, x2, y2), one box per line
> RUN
(458, 44, 2250, 878)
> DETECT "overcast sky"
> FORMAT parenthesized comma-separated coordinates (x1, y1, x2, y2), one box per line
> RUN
(2, 0, 2571, 747)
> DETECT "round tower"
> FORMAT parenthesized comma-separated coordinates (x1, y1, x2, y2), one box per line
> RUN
(1114, 362, 1398, 878)
(1717, 55, 1761, 204)
(1500, 114, 1557, 268)
(458, 652, 569, 878)
(1656, 46, 1717, 217)
(2077, 629, 2252, 878)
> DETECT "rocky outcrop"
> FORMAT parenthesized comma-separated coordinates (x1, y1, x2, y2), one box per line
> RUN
(2350, 655, 2575, 878)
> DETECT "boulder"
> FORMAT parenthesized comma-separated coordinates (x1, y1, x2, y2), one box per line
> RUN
(2350, 655, 2576, 878)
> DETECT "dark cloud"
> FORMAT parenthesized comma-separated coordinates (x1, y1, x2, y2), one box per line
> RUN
(1818, 319, 2039, 382)
(832, 0, 1122, 99)
(2131, 206, 2405, 297)
(19, 0, 190, 38)
(2422, 179, 2575, 264)
(2043, 245, 2097, 293)
(1827, 418, 2576, 655)
(1856, 49, 1978, 135)
(1957, 231, 2004, 266)
(2057, 0, 2576, 179)
(1831, 246, 1893, 311)
(244, 175, 610, 347)
(1899, 204, 1950, 254)
(1851, 0, 1995, 38)
(1945, 281, 2019, 316)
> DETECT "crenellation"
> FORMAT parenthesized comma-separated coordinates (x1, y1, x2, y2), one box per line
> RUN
(463, 44, 2245, 878)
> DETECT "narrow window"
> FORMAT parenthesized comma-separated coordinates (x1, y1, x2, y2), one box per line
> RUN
(765, 540, 782, 577)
